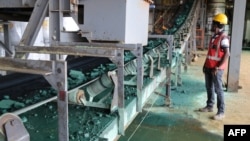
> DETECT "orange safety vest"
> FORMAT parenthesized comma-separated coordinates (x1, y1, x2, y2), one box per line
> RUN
(204, 33, 228, 69)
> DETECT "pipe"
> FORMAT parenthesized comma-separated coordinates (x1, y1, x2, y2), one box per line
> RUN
(12, 96, 57, 115)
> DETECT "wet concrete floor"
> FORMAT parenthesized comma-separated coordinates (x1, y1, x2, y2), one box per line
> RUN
(118, 50, 250, 141)
(118, 72, 223, 141)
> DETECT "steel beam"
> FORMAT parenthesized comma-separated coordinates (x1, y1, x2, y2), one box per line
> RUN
(49, 0, 64, 60)
(16, 45, 117, 58)
(0, 58, 53, 75)
(19, 0, 49, 46)
(130, 44, 144, 112)
(3, 23, 13, 57)
(44, 61, 69, 141)
(114, 49, 125, 135)
(148, 35, 173, 104)
(227, 0, 246, 92)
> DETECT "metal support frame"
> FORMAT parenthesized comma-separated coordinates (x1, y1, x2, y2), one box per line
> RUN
(191, 0, 200, 53)
(176, 32, 191, 72)
(19, 0, 49, 47)
(15, 45, 117, 58)
(0, 113, 30, 141)
(0, 0, 202, 140)
(8, 42, 140, 139)
(108, 43, 144, 134)
(186, 38, 192, 66)
(185, 0, 200, 61)
(49, 0, 65, 60)
(47, 0, 138, 136)
(44, 61, 68, 141)
(0, 58, 68, 140)
(166, 36, 173, 100)
(13, 0, 49, 59)
(148, 35, 173, 102)
(130, 44, 144, 112)
(0, 23, 12, 75)
(0, 58, 53, 75)
(227, 0, 246, 92)
(148, 55, 154, 78)
(174, 0, 199, 71)
(111, 49, 125, 135)
(200, 0, 206, 29)
(0, 41, 12, 56)
(3, 23, 13, 57)
(184, 40, 189, 71)
(109, 71, 119, 112)
(176, 52, 182, 86)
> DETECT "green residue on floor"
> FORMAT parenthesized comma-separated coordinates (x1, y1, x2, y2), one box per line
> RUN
(119, 67, 223, 141)
(119, 111, 222, 141)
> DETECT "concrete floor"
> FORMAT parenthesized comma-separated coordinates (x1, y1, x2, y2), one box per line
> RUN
(117, 50, 250, 141)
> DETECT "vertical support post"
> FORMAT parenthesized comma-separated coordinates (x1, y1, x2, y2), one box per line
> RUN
(177, 53, 182, 86)
(135, 44, 143, 112)
(184, 39, 189, 72)
(3, 24, 12, 57)
(116, 49, 125, 135)
(148, 34, 175, 105)
(110, 71, 119, 112)
(20, 0, 49, 46)
(200, 0, 206, 49)
(227, 0, 246, 92)
(49, 0, 64, 60)
(148, 55, 154, 78)
(165, 35, 173, 106)
(192, 5, 198, 53)
(200, 0, 206, 29)
(187, 39, 192, 65)
(192, 28, 197, 55)
(173, 52, 178, 89)
(55, 61, 69, 141)
(49, 1, 70, 139)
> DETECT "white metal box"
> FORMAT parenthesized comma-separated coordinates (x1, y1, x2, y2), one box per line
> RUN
(78, 0, 150, 45)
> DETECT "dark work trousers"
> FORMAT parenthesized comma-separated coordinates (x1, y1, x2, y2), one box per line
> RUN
(204, 68, 225, 114)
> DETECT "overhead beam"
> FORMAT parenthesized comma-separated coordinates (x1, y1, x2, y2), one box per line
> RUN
(0, 57, 53, 75)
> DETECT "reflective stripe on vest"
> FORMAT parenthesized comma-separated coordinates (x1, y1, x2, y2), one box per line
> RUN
(209, 33, 225, 60)
(205, 32, 227, 69)
(207, 56, 221, 61)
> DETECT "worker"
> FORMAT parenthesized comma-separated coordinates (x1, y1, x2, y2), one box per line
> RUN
(198, 13, 230, 120)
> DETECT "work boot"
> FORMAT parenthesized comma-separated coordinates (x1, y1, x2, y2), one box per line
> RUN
(198, 107, 213, 112)
(213, 113, 225, 120)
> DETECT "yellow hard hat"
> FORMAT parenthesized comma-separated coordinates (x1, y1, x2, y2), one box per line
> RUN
(213, 13, 228, 24)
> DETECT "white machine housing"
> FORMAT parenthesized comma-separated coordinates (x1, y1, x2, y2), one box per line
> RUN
(77, 0, 150, 45)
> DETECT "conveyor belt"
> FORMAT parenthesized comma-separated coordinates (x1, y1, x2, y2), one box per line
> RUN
(0, 56, 111, 99)
(0, 1, 199, 140)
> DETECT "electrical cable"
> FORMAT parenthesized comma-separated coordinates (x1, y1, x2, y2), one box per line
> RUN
(127, 92, 160, 141)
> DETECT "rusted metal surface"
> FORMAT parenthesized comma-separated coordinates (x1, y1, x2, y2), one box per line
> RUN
(0, 58, 52, 75)
(16, 46, 117, 58)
